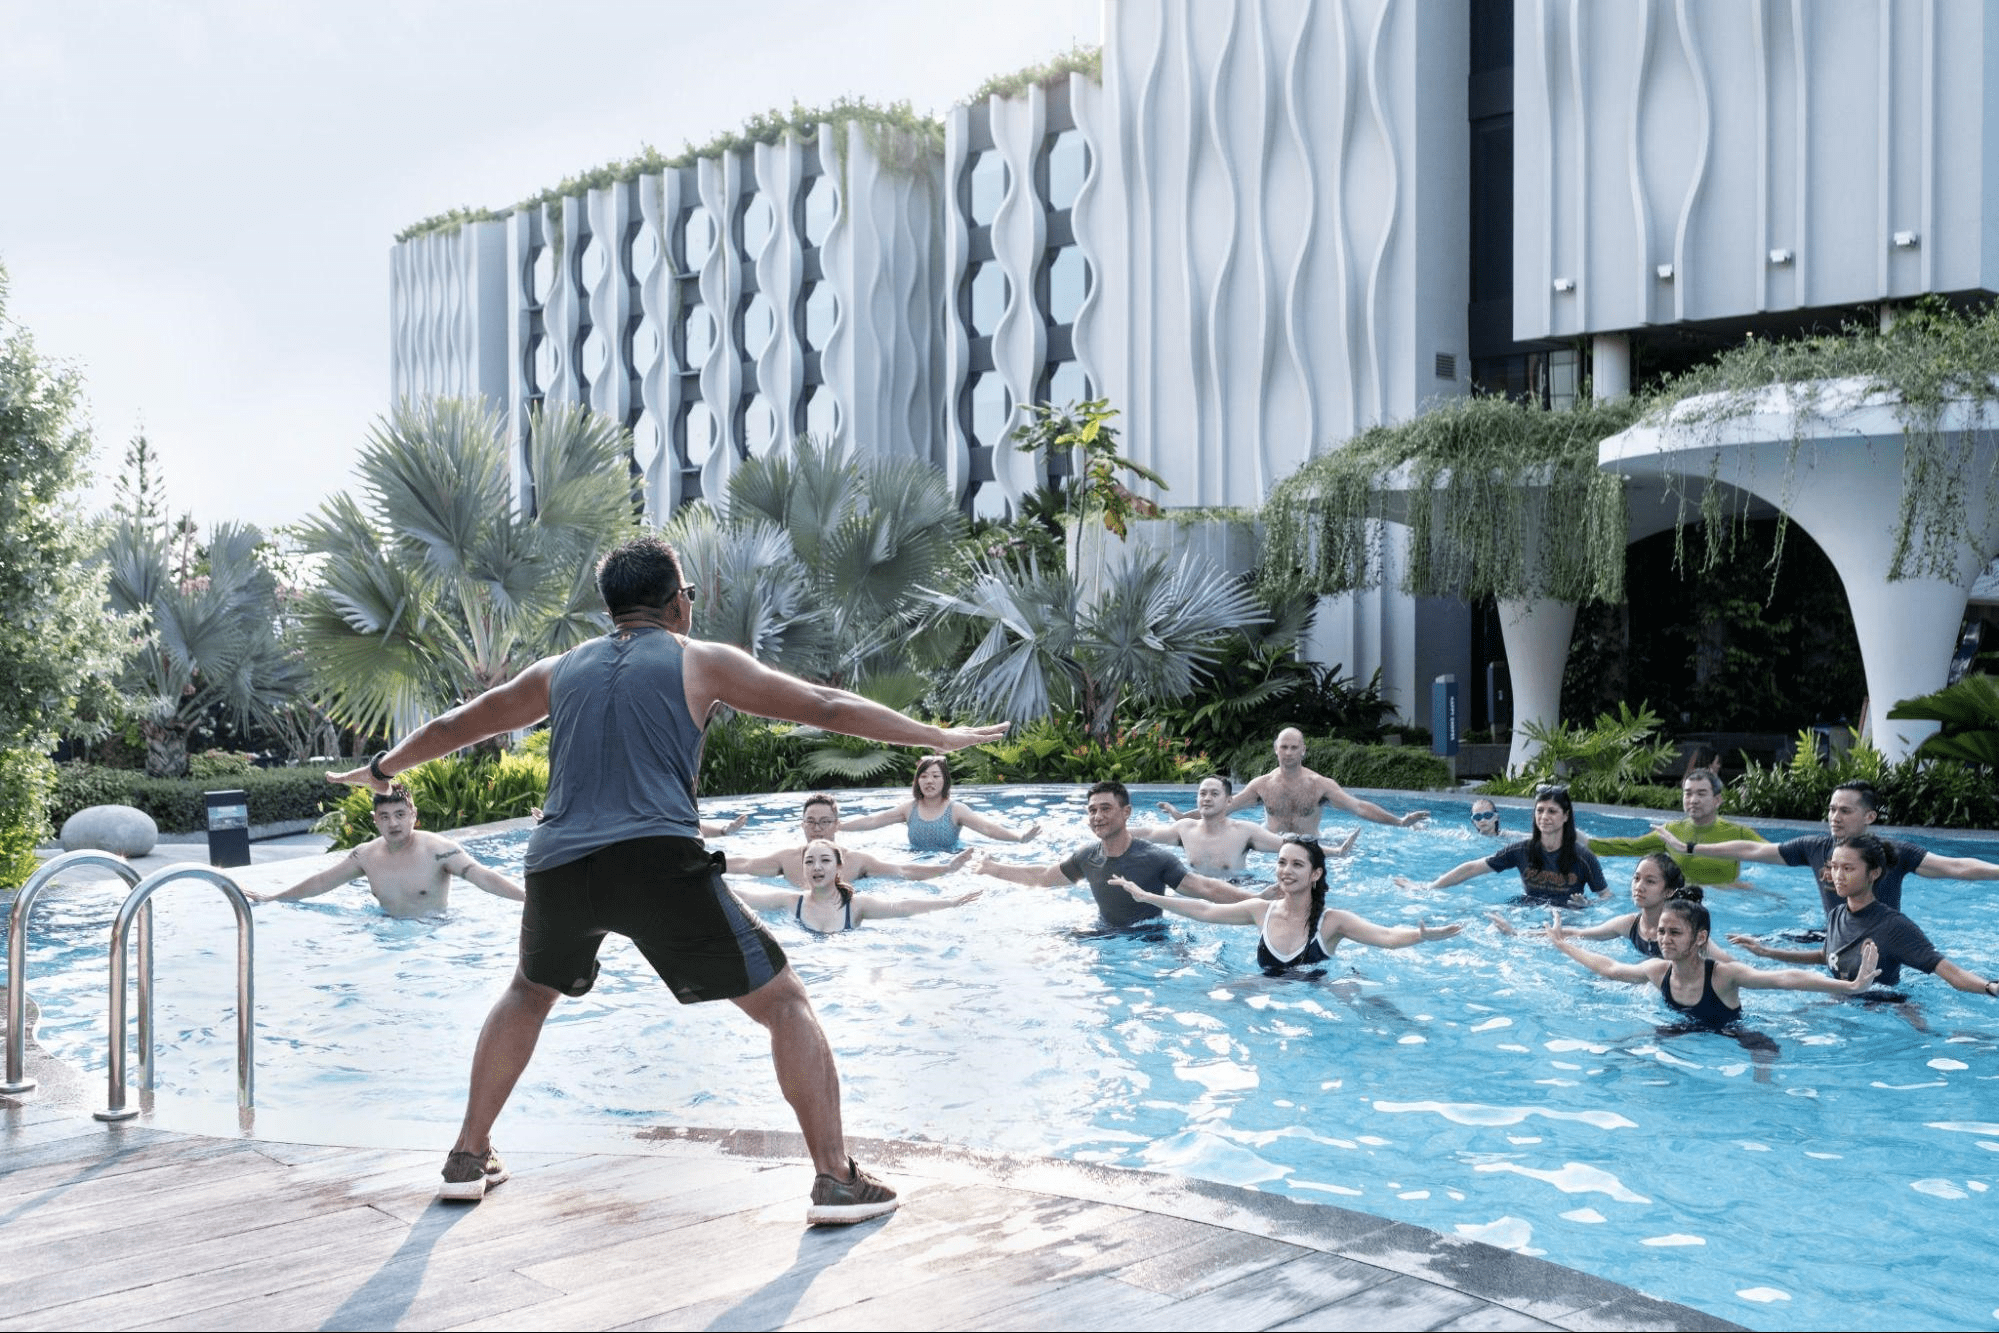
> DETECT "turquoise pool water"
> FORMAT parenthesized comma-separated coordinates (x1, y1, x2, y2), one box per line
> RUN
(6, 787, 1997, 1329)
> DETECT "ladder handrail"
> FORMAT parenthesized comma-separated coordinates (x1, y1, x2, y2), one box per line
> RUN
(95, 864, 254, 1122)
(3, 851, 143, 1095)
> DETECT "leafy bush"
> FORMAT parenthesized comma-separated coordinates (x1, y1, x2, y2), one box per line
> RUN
(314, 750, 550, 850)
(49, 763, 343, 833)
(1731, 730, 1999, 828)
(1480, 702, 1679, 805)
(1221, 735, 1451, 792)
(188, 749, 256, 779)
(0, 750, 56, 888)
(962, 716, 1210, 785)
(1889, 673, 1999, 767)
(699, 712, 810, 797)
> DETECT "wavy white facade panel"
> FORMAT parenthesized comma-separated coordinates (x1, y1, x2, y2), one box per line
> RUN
(1101, 0, 1466, 514)
(387, 221, 507, 409)
(583, 183, 635, 426)
(1518, 0, 1995, 339)
(941, 110, 977, 501)
(985, 87, 1051, 503)
(1069, 70, 1121, 443)
(542, 198, 585, 409)
(752, 139, 807, 459)
(695, 153, 745, 504)
(635, 171, 679, 522)
(819, 122, 947, 469)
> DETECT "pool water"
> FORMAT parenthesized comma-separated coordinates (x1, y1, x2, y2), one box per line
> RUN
(7, 787, 1998, 1330)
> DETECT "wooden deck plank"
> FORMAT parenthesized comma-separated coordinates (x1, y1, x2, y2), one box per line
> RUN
(1138, 1251, 1396, 1331)
(1110, 1226, 1307, 1297)
(128, 1264, 567, 1333)
(1435, 1305, 1567, 1332)
(1266, 1272, 1491, 1331)
(960, 1274, 1183, 1331)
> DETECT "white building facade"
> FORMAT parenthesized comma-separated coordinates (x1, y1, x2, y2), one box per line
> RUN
(388, 0, 1999, 742)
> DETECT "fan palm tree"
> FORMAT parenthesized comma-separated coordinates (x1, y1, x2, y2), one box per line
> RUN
(295, 397, 638, 741)
(103, 520, 305, 777)
(923, 548, 1267, 738)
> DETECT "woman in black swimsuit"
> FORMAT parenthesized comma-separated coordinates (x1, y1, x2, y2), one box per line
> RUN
(728, 840, 983, 934)
(1494, 853, 1726, 959)
(1548, 898, 1881, 1024)
(1114, 834, 1464, 976)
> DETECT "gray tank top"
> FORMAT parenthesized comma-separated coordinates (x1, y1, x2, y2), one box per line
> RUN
(524, 627, 705, 872)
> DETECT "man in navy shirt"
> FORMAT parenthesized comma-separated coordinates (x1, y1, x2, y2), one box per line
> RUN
(1656, 779, 1999, 917)
(975, 780, 1257, 927)
(1730, 834, 1999, 997)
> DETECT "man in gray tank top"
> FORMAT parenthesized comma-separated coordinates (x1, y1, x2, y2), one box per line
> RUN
(331, 535, 1007, 1224)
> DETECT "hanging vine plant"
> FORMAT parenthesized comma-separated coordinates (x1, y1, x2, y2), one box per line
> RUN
(1258, 393, 1640, 606)
(1637, 298, 1999, 583)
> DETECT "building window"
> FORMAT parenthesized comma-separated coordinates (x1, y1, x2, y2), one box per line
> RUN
(740, 292, 777, 356)
(969, 372, 1010, 449)
(802, 175, 839, 248)
(1044, 359, 1089, 409)
(1043, 247, 1089, 326)
(1043, 130, 1088, 212)
(967, 152, 1008, 227)
(742, 394, 780, 456)
(677, 207, 717, 269)
(968, 263, 1009, 337)
(802, 385, 840, 441)
(801, 282, 838, 353)
(739, 193, 776, 260)
(680, 305, 717, 364)
(683, 401, 720, 465)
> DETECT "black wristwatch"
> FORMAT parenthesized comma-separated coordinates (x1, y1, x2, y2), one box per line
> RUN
(368, 750, 391, 783)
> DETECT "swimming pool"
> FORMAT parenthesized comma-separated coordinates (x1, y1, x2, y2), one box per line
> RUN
(6, 787, 1997, 1329)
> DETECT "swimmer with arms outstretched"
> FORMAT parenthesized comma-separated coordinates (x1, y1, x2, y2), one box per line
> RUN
(835, 755, 1039, 849)
(727, 793, 974, 886)
(1726, 834, 1999, 999)
(1117, 833, 1462, 974)
(1160, 728, 1427, 833)
(729, 839, 983, 933)
(1490, 853, 1727, 959)
(1548, 898, 1883, 1024)
(1133, 773, 1357, 874)
(1399, 785, 1607, 908)
(249, 784, 524, 919)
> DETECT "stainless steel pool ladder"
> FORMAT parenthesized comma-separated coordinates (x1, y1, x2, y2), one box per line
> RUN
(0, 851, 255, 1118)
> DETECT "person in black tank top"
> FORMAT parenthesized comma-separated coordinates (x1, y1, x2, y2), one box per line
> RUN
(1116, 835, 1465, 977)
(325, 535, 1011, 1221)
(1491, 854, 1722, 963)
(1548, 898, 1887, 1038)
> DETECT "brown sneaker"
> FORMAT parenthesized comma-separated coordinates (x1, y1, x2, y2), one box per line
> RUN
(806, 1157, 898, 1225)
(438, 1147, 508, 1201)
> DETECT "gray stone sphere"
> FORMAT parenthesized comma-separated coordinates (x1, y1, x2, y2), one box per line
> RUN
(59, 805, 159, 858)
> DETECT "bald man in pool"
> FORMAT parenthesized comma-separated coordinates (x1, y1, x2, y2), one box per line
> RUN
(1160, 727, 1429, 834)
(329, 533, 1007, 1223)
(248, 784, 524, 919)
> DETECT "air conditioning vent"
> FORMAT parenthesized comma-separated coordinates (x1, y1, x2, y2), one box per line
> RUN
(1434, 352, 1458, 380)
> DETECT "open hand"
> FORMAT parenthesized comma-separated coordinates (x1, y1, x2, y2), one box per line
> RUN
(1391, 874, 1431, 892)
(1547, 908, 1568, 941)
(1486, 910, 1518, 937)
(1110, 874, 1147, 901)
(935, 722, 1012, 751)
(945, 848, 975, 873)
(327, 764, 390, 793)
(1016, 822, 1042, 843)
(1398, 811, 1431, 828)
(949, 889, 985, 907)
(1843, 939, 1882, 992)
(1651, 823, 1690, 853)
(722, 812, 748, 835)
(1726, 932, 1771, 958)
(1419, 919, 1463, 942)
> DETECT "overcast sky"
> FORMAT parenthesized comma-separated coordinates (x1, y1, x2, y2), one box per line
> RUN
(1, 0, 1100, 530)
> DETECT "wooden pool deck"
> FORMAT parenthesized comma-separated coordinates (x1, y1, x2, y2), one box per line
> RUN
(0, 1099, 1739, 1331)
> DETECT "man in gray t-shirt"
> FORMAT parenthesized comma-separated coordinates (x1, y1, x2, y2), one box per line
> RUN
(975, 780, 1256, 927)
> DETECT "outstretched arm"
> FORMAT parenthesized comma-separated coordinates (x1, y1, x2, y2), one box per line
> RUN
(1324, 779, 1427, 828)
(953, 804, 1039, 843)
(699, 813, 750, 837)
(1725, 933, 1826, 965)
(251, 851, 365, 903)
(1128, 820, 1186, 847)
(1548, 913, 1659, 983)
(835, 801, 911, 832)
(866, 848, 974, 881)
(727, 883, 803, 911)
(1395, 857, 1494, 892)
(971, 852, 1069, 888)
(1935, 958, 1999, 995)
(329, 659, 558, 791)
(1653, 827, 1783, 863)
(687, 639, 1008, 752)
(1322, 909, 1462, 951)
(441, 846, 527, 903)
(852, 889, 984, 921)
(724, 848, 791, 878)
(1563, 911, 1638, 941)
(1175, 870, 1258, 904)
(1112, 875, 1260, 925)
(1722, 944, 1880, 996)
(1916, 853, 1999, 881)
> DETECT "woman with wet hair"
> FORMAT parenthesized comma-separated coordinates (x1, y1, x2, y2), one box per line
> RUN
(1399, 785, 1608, 907)
(1492, 853, 1724, 958)
(837, 755, 1040, 850)
(729, 839, 983, 934)
(1114, 833, 1464, 977)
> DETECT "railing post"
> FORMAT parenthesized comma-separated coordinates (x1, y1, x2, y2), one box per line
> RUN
(3, 851, 141, 1096)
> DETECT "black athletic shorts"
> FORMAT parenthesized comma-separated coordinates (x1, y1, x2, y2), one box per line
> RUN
(520, 836, 787, 1003)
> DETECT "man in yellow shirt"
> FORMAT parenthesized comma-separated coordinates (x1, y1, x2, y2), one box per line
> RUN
(1584, 769, 1766, 889)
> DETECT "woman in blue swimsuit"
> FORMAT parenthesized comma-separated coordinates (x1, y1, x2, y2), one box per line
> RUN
(1548, 897, 1880, 1023)
(729, 839, 983, 933)
(1114, 834, 1464, 976)
(838, 755, 1041, 851)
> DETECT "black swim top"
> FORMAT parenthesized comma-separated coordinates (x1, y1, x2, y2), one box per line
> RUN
(1658, 959, 1740, 1027)
(795, 893, 854, 935)
(1627, 915, 1663, 959)
(1257, 906, 1330, 974)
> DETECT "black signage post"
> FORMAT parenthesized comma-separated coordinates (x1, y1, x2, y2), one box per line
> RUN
(205, 789, 251, 868)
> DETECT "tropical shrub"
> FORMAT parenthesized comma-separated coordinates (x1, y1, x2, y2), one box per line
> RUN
(314, 749, 549, 850)
(698, 712, 810, 797)
(188, 749, 257, 779)
(961, 716, 1208, 785)
(1479, 703, 1680, 805)
(1888, 673, 1999, 767)
(1220, 735, 1452, 792)
(48, 764, 342, 834)
(297, 398, 637, 742)
(0, 752, 57, 889)
(1730, 731, 1999, 828)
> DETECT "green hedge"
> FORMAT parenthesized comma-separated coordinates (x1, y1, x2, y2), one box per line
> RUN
(1222, 736, 1452, 791)
(0, 750, 56, 888)
(49, 763, 345, 834)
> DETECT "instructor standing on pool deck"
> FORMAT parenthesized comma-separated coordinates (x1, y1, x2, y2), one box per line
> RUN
(329, 534, 1006, 1223)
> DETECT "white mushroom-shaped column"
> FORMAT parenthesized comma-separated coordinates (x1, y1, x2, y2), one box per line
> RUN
(1601, 378, 1999, 761)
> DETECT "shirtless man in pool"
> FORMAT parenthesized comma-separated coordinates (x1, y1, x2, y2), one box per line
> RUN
(250, 785, 525, 919)
(1134, 773, 1358, 873)
(1162, 728, 1428, 834)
